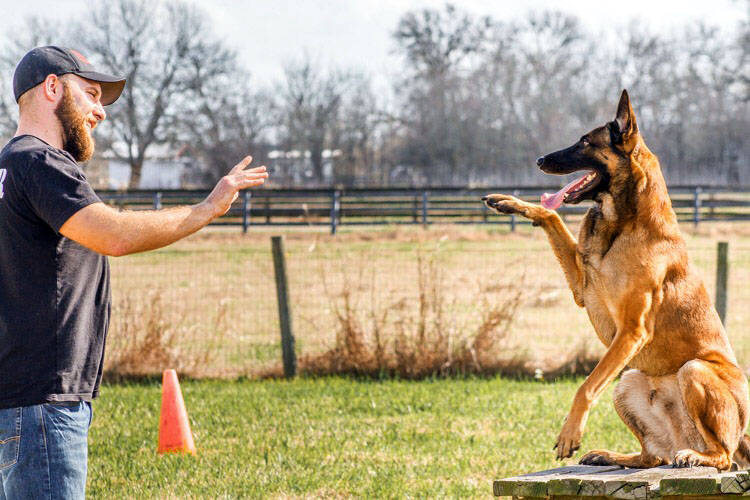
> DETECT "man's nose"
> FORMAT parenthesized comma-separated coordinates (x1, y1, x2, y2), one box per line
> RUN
(93, 102, 106, 122)
(536, 156, 545, 167)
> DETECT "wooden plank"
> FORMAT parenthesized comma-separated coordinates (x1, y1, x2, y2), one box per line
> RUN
(720, 470, 750, 494)
(662, 496, 747, 500)
(658, 466, 721, 496)
(493, 466, 622, 497)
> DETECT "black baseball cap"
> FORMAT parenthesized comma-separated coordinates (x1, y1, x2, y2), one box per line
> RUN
(13, 46, 126, 106)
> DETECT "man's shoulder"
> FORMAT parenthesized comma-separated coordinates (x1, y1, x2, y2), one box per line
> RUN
(1, 135, 78, 174)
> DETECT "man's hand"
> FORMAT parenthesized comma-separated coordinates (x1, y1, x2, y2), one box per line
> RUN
(203, 156, 268, 218)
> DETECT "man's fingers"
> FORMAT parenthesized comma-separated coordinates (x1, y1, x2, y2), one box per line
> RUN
(240, 178, 266, 188)
(246, 165, 266, 174)
(229, 155, 253, 174)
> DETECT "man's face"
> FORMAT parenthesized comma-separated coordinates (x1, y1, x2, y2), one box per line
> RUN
(53, 76, 106, 162)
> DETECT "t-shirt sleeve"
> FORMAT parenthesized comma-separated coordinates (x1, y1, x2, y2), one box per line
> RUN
(21, 150, 102, 233)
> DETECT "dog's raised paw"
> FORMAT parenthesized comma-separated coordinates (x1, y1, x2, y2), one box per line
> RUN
(482, 194, 526, 215)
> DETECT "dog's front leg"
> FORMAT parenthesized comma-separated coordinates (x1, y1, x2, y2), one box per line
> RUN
(555, 290, 656, 459)
(483, 194, 584, 306)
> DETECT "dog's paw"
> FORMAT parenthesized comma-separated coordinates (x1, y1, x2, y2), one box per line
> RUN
(673, 449, 702, 468)
(482, 194, 529, 216)
(554, 418, 583, 460)
(579, 450, 613, 466)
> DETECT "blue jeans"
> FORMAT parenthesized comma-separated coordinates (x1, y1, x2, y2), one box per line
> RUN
(0, 402, 92, 500)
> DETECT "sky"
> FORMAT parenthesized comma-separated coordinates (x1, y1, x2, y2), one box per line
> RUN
(3, 0, 746, 88)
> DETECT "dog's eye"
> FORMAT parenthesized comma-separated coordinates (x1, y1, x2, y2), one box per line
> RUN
(580, 138, 590, 147)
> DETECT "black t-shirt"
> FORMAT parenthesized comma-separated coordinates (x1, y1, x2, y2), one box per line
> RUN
(0, 135, 110, 409)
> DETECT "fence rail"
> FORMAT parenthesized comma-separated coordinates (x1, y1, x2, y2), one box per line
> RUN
(97, 186, 750, 233)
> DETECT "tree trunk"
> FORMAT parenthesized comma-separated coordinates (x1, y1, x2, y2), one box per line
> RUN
(128, 159, 143, 189)
(311, 143, 325, 183)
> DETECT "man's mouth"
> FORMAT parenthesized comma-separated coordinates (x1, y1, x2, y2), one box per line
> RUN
(540, 170, 601, 210)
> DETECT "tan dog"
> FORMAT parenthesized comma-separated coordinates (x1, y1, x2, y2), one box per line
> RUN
(483, 90, 750, 470)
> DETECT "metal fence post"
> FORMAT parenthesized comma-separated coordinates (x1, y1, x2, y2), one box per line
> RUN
(330, 190, 340, 235)
(242, 191, 251, 234)
(271, 236, 297, 378)
(716, 241, 729, 327)
(693, 187, 702, 227)
(421, 190, 429, 227)
(153, 191, 162, 210)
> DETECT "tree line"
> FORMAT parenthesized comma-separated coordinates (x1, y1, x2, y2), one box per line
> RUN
(1, 1, 748, 188)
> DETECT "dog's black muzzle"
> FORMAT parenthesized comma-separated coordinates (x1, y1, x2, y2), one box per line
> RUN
(536, 143, 598, 175)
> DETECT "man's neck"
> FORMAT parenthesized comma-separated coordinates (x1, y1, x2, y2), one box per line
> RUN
(15, 113, 63, 150)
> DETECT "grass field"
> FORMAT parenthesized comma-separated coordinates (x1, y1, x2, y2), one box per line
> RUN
(105, 222, 750, 378)
(88, 376, 638, 499)
(90, 222, 750, 497)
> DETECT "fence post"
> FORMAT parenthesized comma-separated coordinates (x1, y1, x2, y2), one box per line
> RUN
(421, 190, 429, 227)
(510, 189, 520, 232)
(271, 236, 297, 378)
(153, 191, 162, 210)
(330, 190, 340, 235)
(693, 187, 702, 227)
(716, 241, 729, 327)
(242, 191, 251, 234)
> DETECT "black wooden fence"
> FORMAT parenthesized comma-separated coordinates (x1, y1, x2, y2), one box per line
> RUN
(97, 186, 750, 234)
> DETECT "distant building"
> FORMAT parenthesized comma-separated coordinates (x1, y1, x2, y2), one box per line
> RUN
(102, 142, 202, 189)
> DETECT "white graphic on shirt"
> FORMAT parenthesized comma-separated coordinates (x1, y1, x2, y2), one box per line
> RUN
(0, 169, 6, 199)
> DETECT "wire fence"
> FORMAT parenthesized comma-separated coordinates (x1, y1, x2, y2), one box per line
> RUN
(103, 235, 750, 378)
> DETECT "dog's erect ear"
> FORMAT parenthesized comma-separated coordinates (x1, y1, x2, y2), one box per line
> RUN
(613, 89, 639, 145)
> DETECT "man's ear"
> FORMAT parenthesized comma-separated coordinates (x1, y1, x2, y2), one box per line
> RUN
(41, 74, 62, 103)
(613, 89, 639, 145)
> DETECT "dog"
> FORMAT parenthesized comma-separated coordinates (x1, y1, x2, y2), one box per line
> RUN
(483, 90, 750, 470)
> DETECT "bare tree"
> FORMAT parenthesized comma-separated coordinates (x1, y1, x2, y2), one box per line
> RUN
(392, 4, 490, 182)
(330, 73, 387, 184)
(279, 55, 350, 183)
(73, 0, 215, 188)
(177, 39, 273, 185)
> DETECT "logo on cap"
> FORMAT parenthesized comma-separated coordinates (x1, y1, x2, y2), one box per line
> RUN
(69, 49, 90, 65)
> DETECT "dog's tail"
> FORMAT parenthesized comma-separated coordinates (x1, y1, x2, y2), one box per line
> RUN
(734, 434, 750, 469)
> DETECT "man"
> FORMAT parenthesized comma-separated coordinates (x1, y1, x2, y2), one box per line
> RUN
(0, 46, 268, 499)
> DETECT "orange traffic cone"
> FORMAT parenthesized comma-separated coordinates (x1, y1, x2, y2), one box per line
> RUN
(157, 369, 197, 455)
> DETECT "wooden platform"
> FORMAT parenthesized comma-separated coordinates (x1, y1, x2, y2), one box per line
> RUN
(494, 465, 750, 499)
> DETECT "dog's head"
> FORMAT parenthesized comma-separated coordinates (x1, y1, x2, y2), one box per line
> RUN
(536, 90, 646, 209)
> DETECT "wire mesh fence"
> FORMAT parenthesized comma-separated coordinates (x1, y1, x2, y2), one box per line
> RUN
(103, 233, 750, 378)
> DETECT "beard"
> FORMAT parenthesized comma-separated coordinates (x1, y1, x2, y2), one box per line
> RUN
(54, 82, 95, 162)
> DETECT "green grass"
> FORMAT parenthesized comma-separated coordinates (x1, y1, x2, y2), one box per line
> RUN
(88, 376, 638, 498)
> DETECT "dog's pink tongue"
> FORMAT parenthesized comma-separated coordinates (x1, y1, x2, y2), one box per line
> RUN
(541, 174, 589, 210)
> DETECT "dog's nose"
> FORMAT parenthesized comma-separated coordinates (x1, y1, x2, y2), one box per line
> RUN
(536, 156, 545, 167)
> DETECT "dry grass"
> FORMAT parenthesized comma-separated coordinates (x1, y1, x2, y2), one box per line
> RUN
(104, 289, 228, 379)
(294, 249, 592, 379)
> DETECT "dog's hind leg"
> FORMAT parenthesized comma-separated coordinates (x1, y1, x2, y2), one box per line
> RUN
(580, 369, 679, 468)
(483, 194, 584, 306)
(672, 359, 749, 471)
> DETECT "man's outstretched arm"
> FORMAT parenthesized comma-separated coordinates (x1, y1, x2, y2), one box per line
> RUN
(60, 156, 268, 256)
